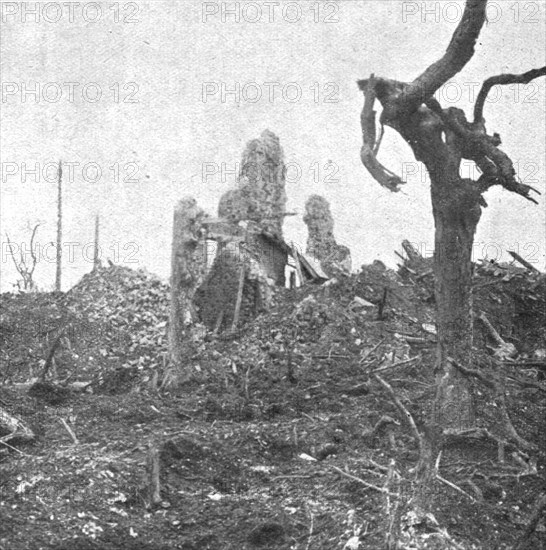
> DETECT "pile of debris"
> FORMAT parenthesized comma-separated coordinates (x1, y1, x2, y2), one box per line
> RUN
(65, 265, 170, 372)
(2, 239, 544, 394)
(0, 265, 170, 385)
(395, 242, 546, 358)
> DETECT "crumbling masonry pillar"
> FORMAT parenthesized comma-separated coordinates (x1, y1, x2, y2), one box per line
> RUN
(303, 195, 351, 277)
(169, 197, 207, 367)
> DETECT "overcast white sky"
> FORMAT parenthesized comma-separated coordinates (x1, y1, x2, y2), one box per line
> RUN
(1, 0, 545, 291)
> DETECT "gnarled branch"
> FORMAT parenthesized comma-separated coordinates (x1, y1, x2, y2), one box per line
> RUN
(359, 75, 405, 192)
(474, 66, 546, 123)
(425, 98, 540, 204)
(402, 0, 488, 114)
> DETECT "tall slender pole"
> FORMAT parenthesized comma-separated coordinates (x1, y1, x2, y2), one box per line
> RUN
(93, 214, 100, 271)
(55, 160, 63, 291)
(231, 262, 246, 331)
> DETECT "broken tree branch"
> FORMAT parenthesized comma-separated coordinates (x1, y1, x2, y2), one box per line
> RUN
(436, 474, 476, 502)
(359, 75, 405, 192)
(505, 374, 546, 394)
(507, 250, 541, 274)
(331, 465, 395, 495)
(59, 417, 79, 444)
(374, 374, 424, 456)
(403, 0, 488, 113)
(474, 66, 546, 123)
(425, 98, 540, 204)
(477, 312, 517, 360)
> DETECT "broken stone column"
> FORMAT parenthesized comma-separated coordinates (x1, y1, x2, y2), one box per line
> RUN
(218, 129, 287, 237)
(303, 195, 351, 277)
(169, 197, 207, 368)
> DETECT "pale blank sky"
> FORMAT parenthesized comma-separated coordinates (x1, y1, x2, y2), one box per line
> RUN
(1, 1, 545, 291)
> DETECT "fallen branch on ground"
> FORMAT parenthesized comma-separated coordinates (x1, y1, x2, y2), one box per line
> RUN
(477, 312, 517, 360)
(331, 465, 396, 496)
(59, 417, 79, 444)
(436, 474, 475, 502)
(507, 250, 541, 274)
(369, 356, 420, 374)
(0, 406, 35, 443)
(373, 374, 424, 457)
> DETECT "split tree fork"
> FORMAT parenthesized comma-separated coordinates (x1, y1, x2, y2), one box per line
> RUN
(358, 0, 544, 433)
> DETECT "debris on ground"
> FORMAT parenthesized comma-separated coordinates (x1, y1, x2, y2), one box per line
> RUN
(0, 248, 544, 549)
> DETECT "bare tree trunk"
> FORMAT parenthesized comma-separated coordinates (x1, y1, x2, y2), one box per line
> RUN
(168, 198, 207, 371)
(356, 1, 545, 541)
(431, 176, 481, 431)
(93, 215, 100, 271)
(55, 160, 63, 291)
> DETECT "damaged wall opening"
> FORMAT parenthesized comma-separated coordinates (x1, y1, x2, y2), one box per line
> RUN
(169, 130, 350, 343)
(193, 220, 324, 332)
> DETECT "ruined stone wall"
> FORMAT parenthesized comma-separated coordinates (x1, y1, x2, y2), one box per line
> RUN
(250, 234, 287, 287)
(218, 129, 287, 238)
(194, 246, 241, 330)
(194, 243, 270, 331)
(303, 195, 352, 277)
(193, 130, 289, 331)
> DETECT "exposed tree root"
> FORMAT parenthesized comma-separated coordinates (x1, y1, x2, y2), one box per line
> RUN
(449, 358, 537, 452)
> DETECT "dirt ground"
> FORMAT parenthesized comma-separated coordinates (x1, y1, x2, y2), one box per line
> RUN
(0, 263, 545, 549)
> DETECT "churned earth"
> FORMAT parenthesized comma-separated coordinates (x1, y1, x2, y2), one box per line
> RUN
(0, 262, 544, 549)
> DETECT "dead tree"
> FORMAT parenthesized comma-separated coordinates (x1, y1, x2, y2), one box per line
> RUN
(168, 197, 207, 371)
(357, 0, 545, 530)
(358, 0, 544, 434)
(55, 160, 63, 291)
(92, 214, 101, 271)
(5, 223, 41, 291)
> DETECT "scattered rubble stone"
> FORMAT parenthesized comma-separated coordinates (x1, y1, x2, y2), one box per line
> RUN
(1, 249, 544, 402)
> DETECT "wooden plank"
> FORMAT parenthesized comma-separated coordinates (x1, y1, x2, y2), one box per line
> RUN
(213, 309, 225, 334)
(291, 245, 304, 287)
(508, 250, 540, 273)
(231, 263, 246, 330)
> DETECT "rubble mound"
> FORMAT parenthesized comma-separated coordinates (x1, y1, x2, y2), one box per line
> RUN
(0, 265, 169, 385)
(1, 254, 545, 549)
(66, 265, 170, 370)
(1, 258, 544, 396)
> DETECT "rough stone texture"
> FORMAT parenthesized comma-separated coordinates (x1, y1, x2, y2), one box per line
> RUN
(217, 189, 247, 226)
(194, 242, 272, 331)
(303, 195, 351, 277)
(218, 130, 287, 238)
